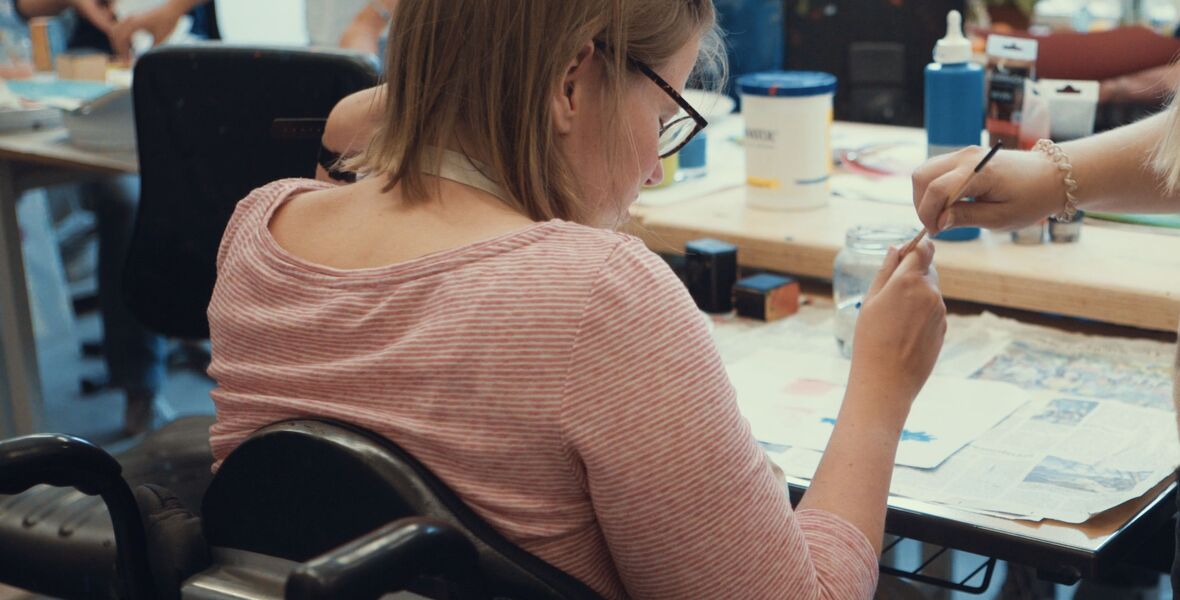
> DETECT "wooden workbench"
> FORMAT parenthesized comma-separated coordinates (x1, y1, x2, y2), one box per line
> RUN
(631, 120, 1180, 333)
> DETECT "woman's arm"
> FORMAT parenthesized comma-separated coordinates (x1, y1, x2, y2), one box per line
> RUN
(316, 86, 387, 183)
(1100, 62, 1180, 105)
(17, 0, 115, 33)
(1066, 111, 1179, 213)
(563, 240, 943, 599)
(796, 243, 945, 554)
(339, 0, 398, 54)
(913, 108, 1180, 234)
(15, 0, 74, 17)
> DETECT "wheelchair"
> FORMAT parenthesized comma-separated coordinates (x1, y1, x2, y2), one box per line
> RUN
(0, 417, 601, 599)
(0, 44, 599, 600)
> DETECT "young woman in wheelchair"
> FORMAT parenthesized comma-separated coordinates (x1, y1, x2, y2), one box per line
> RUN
(207, 1, 946, 598)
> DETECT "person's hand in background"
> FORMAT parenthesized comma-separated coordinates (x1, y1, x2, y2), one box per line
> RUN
(107, 0, 209, 60)
(1099, 62, 1180, 105)
(69, 0, 116, 34)
(912, 146, 1066, 234)
(338, 0, 397, 54)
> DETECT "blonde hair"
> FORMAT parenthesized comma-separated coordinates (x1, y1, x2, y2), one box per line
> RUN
(355, 0, 724, 224)
(1155, 91, 1180, 194)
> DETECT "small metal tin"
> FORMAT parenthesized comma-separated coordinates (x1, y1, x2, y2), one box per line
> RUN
(1048, 211, 1084, 243)
(1011, 220, 1046, 245)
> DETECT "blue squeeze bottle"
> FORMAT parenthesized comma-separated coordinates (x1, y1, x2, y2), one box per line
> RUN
(925, 10, 984, 242)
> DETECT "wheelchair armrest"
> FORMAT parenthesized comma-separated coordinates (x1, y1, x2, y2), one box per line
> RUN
(0, 434, 123, 496)
(0, 434, 155, 600)
(285, 516, 481, 600)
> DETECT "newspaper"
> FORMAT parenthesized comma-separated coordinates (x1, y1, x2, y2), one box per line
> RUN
(727, 349, 1029, 469)
(970, 313, 1174, 413)
(715, 304, 1179, 523)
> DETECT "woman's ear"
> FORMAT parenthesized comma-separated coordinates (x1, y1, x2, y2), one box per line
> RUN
(551, 41, 597, 135)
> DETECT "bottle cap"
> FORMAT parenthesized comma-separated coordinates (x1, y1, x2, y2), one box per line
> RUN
(934, 10, 971, 64)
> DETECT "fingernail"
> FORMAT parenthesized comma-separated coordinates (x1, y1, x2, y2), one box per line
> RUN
(938, 212, 954, 231)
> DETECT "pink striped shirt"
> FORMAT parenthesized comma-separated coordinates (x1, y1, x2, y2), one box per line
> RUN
(207, 179, 878, 599)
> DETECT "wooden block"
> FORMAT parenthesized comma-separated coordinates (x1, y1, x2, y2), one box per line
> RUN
(55, 54, 73, 80)
(733, 273, 799, 321)
(57, 52, 109, 81)
(28, 18, 53, 72)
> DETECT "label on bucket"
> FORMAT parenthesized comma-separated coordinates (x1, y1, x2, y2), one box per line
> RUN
(747, 176, 781, 189)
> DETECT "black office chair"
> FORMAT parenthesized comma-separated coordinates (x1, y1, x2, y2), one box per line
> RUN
(124, 44, 378, 339)
(82, 44, 379, 392)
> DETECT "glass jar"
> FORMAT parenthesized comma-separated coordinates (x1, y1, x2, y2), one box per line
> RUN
(833, 224, 921, 358)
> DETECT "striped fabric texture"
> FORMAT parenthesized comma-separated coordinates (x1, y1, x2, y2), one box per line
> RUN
(207, 179, 879, 599)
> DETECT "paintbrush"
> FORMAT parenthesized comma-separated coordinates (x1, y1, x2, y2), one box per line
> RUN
(901, 141, 1003, 256)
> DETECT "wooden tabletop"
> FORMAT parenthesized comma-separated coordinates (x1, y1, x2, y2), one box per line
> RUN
(0, 128, 137, 176)
(631, 120, 1180, 333)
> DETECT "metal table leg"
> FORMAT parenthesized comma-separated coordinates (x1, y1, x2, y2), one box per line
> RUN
(0, 159, 43, 437)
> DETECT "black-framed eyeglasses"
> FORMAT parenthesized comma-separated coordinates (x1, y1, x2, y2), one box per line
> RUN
(595, 41, 708, 159)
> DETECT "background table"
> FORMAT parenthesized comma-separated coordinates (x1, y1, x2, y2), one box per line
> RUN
(0, 128, 136, 438)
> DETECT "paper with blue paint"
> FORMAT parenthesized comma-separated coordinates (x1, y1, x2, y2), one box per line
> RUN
(820, 418, 936, 443)
(726, 349, 1030, 469)
(6, 79, 117, 111)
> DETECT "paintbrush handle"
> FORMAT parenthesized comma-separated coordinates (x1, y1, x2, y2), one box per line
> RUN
(901, 142, 1001, 257)
(901, 229, 927, 255)
(944, 174, 976, 211)
(901, 171, 980, 256)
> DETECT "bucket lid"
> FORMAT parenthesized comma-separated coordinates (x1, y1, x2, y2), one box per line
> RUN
(737, 71, 836, 97)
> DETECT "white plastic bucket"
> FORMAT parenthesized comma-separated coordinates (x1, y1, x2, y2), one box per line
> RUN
(739, 71, 836, 210)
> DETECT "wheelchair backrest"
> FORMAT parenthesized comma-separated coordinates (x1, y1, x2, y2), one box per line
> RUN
(200, 420, 603, 600)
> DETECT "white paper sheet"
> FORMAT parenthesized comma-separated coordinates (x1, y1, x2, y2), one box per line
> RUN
(735, 308, 1180, 523)
(729, 349, 1030, 469)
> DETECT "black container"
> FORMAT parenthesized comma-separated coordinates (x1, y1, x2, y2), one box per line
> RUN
(685, 239, 738, 313)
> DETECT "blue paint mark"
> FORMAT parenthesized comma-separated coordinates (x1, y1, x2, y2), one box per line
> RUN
(821, 418, 936, 443)
(900, 430, 936, 443)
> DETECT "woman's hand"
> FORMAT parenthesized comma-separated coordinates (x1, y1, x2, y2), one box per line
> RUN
(847, 240, 946, 416)
(69, 0, 116, 34)
(912, 146, 1066, 234)
(107, 0, 187, 60)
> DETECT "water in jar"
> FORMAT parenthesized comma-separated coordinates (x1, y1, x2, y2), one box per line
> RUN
(833, 225, 921, 358)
